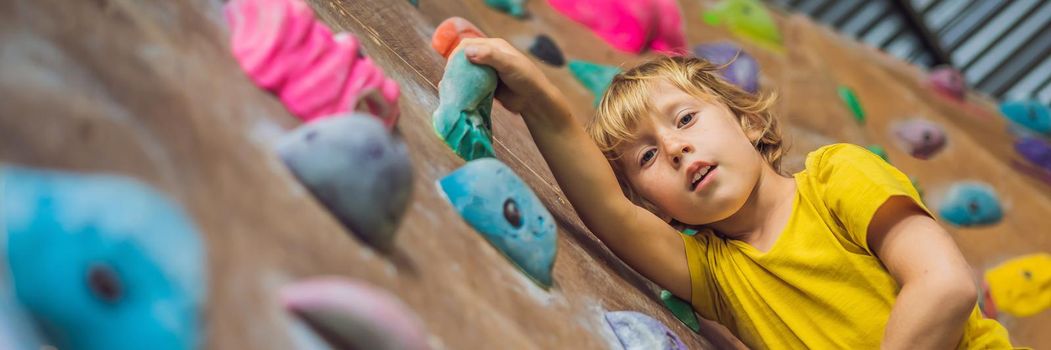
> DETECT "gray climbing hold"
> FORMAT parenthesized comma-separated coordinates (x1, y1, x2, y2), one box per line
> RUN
(277, 115, 414, 249)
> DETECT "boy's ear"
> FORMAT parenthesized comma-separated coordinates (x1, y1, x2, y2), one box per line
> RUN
(744, 121, 764, 143)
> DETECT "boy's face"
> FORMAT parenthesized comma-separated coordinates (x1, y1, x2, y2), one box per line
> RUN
(615, 80, 765, 225)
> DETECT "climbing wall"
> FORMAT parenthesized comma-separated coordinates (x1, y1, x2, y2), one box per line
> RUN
(0, 0, 1048, 349)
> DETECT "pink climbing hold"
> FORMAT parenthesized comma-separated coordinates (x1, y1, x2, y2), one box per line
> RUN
(225, 0, 400, 128)
(547, 0, 685, 54)
(928, 66, 965, 101)
(281, 277, 431, 350)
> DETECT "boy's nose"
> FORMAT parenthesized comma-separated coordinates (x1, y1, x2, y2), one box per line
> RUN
(669, 144, 693, 166)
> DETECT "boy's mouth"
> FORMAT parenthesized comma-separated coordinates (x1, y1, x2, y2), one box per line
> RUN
(687, 161, 716, 191)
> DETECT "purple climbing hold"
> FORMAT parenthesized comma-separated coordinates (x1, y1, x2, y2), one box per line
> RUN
(1016, 137, 1051, 172)
(692, 42, 759, 94)
(276, 114, 414, 249)
(892, 118, 947, 160)
(604, 311, 687, 350)
(928, 66, 965, 101)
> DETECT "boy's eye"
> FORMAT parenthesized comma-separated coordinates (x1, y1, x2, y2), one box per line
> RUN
(677, 113, 695, 128)
(640, 149, 656, 166)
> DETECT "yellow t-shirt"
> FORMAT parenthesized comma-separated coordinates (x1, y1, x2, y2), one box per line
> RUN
(682, 144, 1014, 349)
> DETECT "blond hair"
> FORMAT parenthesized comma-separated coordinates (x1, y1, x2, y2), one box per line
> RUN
(585, 55, 783, 211)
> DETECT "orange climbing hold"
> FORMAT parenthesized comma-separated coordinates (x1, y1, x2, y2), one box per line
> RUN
(431, 17, 487, 59)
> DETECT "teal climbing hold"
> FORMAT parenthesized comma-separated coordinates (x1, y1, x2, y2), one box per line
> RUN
(938, 182, 1003, 227)
(838, 86, 865, 124)
(681, 228, 699, 236)
(702, 0, 783, 52)
(433, 50, 498, 160)
(660, 290, 700, 333)
(408, 0, 418, 6)
(568, 59, 621, 107)
(439, 158, 558, 287)
(485, 0, 527, 18)
(999, 100, 1051, 137)
(2, 165, 206, 350)
(865, 145, 889, 163)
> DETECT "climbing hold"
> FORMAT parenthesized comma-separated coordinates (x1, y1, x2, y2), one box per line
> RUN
(604, 311, 687, 350)
(692, 42, 759, 94)
(837, 86, 865, 124)
(892, 118, 947, 160)
(984, 254, 1051, 318)
(529, 34, 566, 67)
(547, 0, 685, 54)
(865, 144, 889, 163)
(681, 228, 699, 236)
(910, 176, 925, 199)
(659, 290, 699, 333)
(568, 59, 621, 107)
(937, 182, 1003, 227)
(702, 0, 783, 53)
(485, 0, 527, 18)
(1, 165, 206, 350)
(928, 66, 965, 101)
(408, 0, 418, 7)
(431, 17, 486, 59)
(433, 50, 498, 160)
(277, 115, 414, 249)
(225, 0, 400, 127)
(1015, 137, 1051, 172)
(438, 158, 558, 287)
(281, 277, 431, 350)
(978, 279, 998, 319)
(1000, 100, 1051, 137)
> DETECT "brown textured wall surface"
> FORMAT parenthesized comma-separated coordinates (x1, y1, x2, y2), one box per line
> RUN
(0, 0, 1046, 348)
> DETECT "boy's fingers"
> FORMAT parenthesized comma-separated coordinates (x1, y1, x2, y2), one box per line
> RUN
(463, 39, 514, 72)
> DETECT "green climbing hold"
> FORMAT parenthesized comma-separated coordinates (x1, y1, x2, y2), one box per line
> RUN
(568, 59, 621, 107)
(910, 176, 924, 199)
(838, 86, 865, 124)
(660, 290, 700, 333)
(866, 145, 889, 163)
(702, 0, 783, 52)
(485, 0, 527, 18)
(433, 51, 498, 160)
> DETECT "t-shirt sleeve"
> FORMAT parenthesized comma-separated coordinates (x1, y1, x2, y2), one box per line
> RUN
(808, 144, 933, 253)
(681, 232, 709, 309)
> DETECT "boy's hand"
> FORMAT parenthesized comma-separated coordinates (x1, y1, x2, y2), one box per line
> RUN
(459, 38, 558, 117)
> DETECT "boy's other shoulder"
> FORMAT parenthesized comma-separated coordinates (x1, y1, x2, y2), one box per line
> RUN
(803, 143, 882, 173)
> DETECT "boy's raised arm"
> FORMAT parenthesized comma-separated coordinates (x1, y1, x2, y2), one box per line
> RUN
(460, 39, 691, 300)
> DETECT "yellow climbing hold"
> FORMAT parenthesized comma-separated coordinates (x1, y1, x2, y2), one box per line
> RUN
(985, 253, 1051, 317)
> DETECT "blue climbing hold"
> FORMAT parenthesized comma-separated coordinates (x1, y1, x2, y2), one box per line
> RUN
(568, 59, 621, 107)
(277, 114, 414, 250)
(604, 311, 687, 350)
(999, 100, 1051, 137)
(692, 42, 759, 94)
(938, 182, 1003, 227)
(1, 165, 206, 350)
(485, 0, 527, 18)
(438, 158, 557, 287)
(433, 50, 498, 161)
